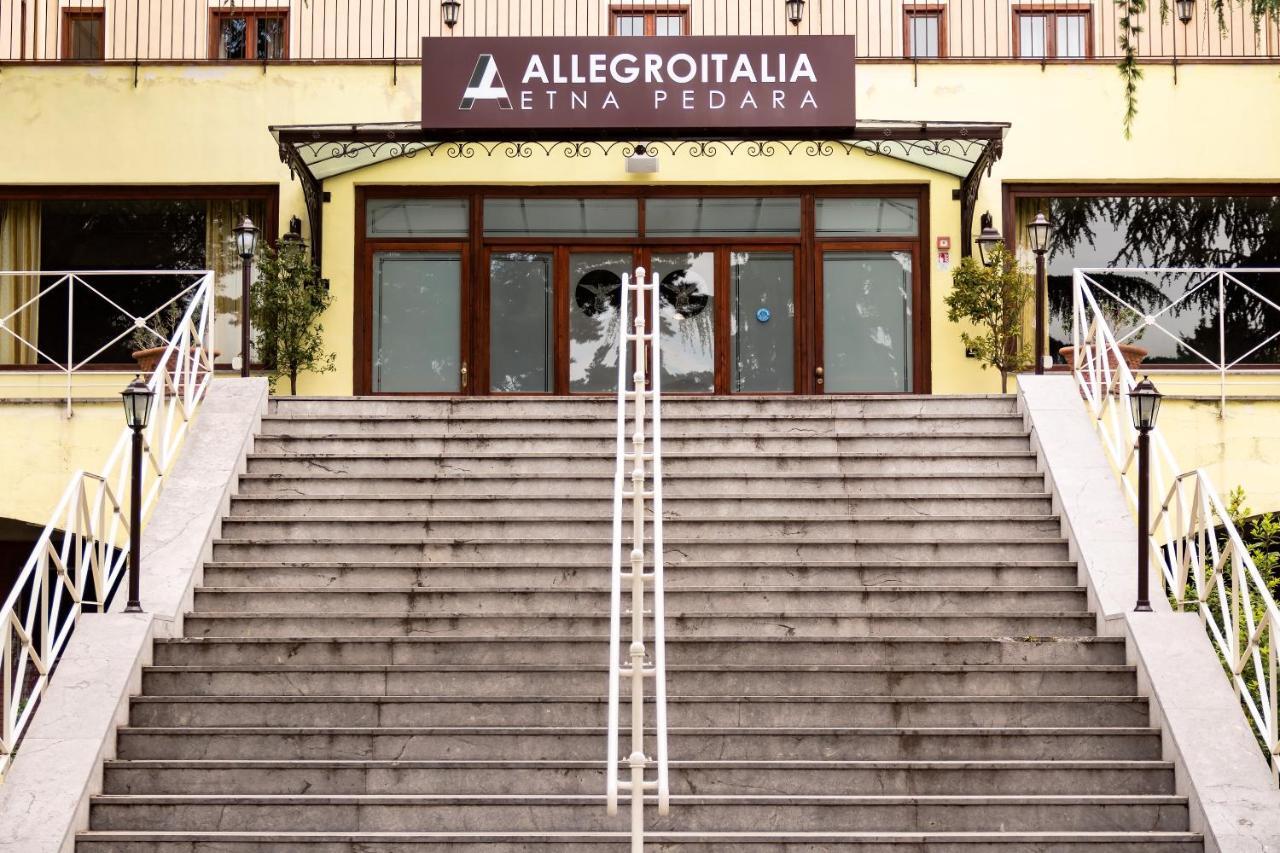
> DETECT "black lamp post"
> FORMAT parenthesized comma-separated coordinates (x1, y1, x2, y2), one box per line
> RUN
(442, 0, 461, 29)
(975, 211, 1004, 268)
(1129, 376, 1163, 613)
(233, 217, 259, 378)
(1027, 212, 1054, 375)
(121, 376, 155, 614)
(786, 0, 805, 27)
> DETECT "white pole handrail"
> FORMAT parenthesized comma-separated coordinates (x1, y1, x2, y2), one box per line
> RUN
(605, 266, 671, 848)
(1072, 268, 1280, 782)
(0, 271, 216, 782)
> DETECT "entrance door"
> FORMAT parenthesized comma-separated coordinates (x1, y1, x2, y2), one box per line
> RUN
(370, 250, 468, 393)
(818, 247, 918, 393)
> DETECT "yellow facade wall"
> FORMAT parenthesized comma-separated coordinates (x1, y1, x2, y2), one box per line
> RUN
(0, 401, 123, 527)
(1, 60, 1279, 517)
(1158, 398, 1280, 515)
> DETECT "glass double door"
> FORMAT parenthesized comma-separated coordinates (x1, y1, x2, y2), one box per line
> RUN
(369, 244, 917, 395)
(486, 247, 799, 395)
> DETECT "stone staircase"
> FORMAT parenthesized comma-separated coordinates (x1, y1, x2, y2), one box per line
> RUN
(77, 396, 1203, 851)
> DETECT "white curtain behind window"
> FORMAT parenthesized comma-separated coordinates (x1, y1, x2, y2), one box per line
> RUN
(207, 199, 266, 366)
(0, 201, 41, 366)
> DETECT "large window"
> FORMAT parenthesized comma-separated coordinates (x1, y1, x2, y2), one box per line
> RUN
(1015, 6, 1092, 58)
(0, 192, 274, 369)
(1011, 190, 1280, 366)
(211, 9, 288, 60)
(611, 7, 688, 36)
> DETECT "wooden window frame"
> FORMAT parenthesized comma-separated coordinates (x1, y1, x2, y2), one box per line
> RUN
(61, 8, 106, 62)
(0, 184, 279, 372)
(1002, 181, 1280, 370)
(208, 8, 290, 61)
(903, 6, 947, 59)
(354, 184, 930, 397)
(609, 5, 690, 36)
(1012, 5, 1094, 59)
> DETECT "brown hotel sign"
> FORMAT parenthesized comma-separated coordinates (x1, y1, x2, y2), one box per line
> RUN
(421, 36, 856, 137)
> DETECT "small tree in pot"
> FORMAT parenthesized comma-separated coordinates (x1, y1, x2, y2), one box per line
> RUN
(945, 244, 1035, 394)
(250, 243, 336, 395)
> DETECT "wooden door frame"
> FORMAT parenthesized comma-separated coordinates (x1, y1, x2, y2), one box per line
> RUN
(814, 241, 927, 395)
(353, 184, 931, 396)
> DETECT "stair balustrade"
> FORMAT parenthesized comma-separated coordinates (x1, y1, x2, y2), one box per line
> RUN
(1072, 269, 1280, 781)
(0, 272, 215, 781)
(606, 266, 670, 849)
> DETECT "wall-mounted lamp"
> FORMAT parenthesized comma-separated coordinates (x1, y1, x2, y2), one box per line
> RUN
(1176, 0, 1195, 25)
(975, 211, 1003, 268)
(785, 0, 806, 27)
(626, 144, 660, 174)
(442, 0, 461, 29)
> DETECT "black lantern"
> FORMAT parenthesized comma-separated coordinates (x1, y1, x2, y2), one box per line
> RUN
(442, 0, 461, 28)
(975, 211, 1004, 268)
(233, 216, 259, 260)
(121, 375, 155, 614)
(1027, 212, 1053, 254)
(281, 216, 307, 256)
(1176, 0, 1195, 24)
(121, 375, 155, 430)
(1129, 375, 1163, 432)
(786, 0, 805, 26)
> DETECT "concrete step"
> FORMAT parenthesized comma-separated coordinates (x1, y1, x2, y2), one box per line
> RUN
(216, 515, 1064, 541)
(152, 636, 1124, 667)
(227, 493, 1056, 519)
(190, 586, 1088, 616)
(252, 433, 1037, 454)
(208, 538, 1070, 563)
(114, 726, 1163, 762)
(199, 560, 1081, 591)
(242, 452, 1041, 477)
(233, 472, 1049, 497)
(99, 758, 1178, 796)
(75, 830, 1203, 852)
(268, 395, 1021, 418)
(182, 611, 1101, 640)
(139, 665, 1137, 698)
(255, 414, 1029, 437)
(88, 793, 1189, 833)
(128, 695, 1152, 729)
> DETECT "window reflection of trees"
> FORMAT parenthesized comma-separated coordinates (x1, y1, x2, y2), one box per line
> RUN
(1036, 195, 1280, 365)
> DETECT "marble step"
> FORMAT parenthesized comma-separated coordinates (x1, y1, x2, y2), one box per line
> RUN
(190, 585, 1089, 616)
(199, 560, 1081, 591)
(128, 694, 1152, 730)
(99, 758, 1178, 796)
(113, 726, 1163, 762)
(138, 664, 1138, 698)
(181, 611, 1101, 640)
(208, 537, 1070, 563)
(216, 515, 1063, 541)
(87, 793, 1189, 834)
(152, 635, 1124, 667)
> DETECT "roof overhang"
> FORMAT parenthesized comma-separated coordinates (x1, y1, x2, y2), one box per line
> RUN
(270, 119, 1008, 270)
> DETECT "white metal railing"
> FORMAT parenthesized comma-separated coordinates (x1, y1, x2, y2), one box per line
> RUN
(606, 266, 670, 847)
(1073, 267, 1280, 414)
(0, 271, 215, 781)
(0, 271, 216, 415)
(1071, 269, 1280, 780)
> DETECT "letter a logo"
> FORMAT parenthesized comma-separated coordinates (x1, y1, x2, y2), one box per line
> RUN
(459, 54, 512, 110)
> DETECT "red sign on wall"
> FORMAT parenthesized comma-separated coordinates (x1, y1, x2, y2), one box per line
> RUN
(421, 36, 856, 137)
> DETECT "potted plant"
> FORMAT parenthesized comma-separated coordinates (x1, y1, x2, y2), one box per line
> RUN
(249, 243, 336, 395)
(1059, 298, 1149, 372)
(128, 302, 184, 375)
(945, 244, 1035, 393)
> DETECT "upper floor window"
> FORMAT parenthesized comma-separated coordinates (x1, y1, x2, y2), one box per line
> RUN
(1015, 6, 1092, 58)
(611, 7, 688, 36)
(211, 9, 288, 60)
(904, 7, 945, 58)
(62, 9, 105, 61)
